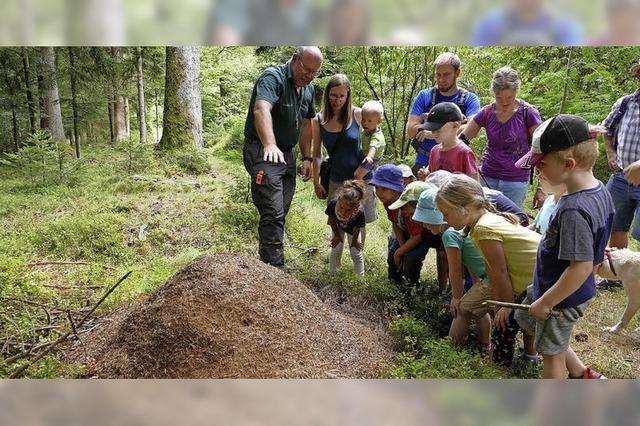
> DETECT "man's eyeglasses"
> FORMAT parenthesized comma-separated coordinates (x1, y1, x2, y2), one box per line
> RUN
(297, 58, 321, 77)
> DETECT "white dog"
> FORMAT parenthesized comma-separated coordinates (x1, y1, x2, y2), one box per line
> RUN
(597, 248, 640, 333)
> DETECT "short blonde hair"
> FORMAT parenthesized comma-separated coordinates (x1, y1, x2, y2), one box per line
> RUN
(362, 100, 384, 118)
(434, 52, 461, 70)
(549, 139, 599, 170)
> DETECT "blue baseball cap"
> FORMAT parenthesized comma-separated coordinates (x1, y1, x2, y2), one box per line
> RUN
(412, 188, 445, 225)
(369, 164, 404, 193)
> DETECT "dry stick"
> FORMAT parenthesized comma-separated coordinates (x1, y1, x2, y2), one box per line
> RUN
(483, 300, 563, 317)
(26, 260, 117, 270)
(8, 270, 132, 378)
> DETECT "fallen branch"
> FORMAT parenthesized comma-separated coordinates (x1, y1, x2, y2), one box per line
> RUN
(483, 300, 562, 317)
(27, 260, 117, 270)
(8, 270, 132, 378)
(289, 247, 319, 264)
(131, 174, 200, 188)
(42, 284, 103, 290)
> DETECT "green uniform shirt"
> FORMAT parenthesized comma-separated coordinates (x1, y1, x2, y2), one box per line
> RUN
(244, 61, 316, 151)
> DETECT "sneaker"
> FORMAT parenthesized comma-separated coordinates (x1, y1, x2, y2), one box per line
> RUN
(513, 351, 540, 366)
(596, 279, 623, 290)
(569, 367, 607, 379)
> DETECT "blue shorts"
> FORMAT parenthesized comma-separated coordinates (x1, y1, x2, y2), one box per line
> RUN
(607, 171, 640, 240)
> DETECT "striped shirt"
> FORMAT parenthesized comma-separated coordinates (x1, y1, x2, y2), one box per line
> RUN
(602, 89, 640, 169)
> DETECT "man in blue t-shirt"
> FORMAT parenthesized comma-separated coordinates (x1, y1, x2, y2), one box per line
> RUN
(405, 52, 481, 175)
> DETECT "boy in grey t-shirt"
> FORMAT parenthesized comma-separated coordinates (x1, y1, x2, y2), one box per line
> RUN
(514, 114, 614, 379)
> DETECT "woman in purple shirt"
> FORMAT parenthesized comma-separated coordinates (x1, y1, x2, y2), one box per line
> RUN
(461, 66, 542, 208)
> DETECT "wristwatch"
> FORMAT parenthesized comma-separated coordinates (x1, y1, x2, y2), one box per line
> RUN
(301, 156, 313, 162)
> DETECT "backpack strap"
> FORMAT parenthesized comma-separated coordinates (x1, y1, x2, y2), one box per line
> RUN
(428, 87, 439, 112)
(456, 88, 468, 115)
(608, 95, 632, 149)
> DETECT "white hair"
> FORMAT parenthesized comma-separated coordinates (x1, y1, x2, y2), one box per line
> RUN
(491, 66, 521, 93)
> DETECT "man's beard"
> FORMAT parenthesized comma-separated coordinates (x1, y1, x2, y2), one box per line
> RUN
(438, 83, 455, 92)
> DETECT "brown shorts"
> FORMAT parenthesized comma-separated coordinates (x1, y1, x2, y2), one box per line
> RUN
(459, 281, 493, 317)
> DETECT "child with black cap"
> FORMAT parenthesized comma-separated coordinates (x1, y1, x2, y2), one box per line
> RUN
(418, 102, 478, 180)
(514, 114, 615, 379)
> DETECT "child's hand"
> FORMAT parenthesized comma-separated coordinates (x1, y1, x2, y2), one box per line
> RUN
(450, 298, 461, 318)
(393, 252, 403, 269)
(314, 182, 328, 199)
(417, 167, 430, 181)
(363, 155, 374, 165)
(331, 235, 343, 248)
(350, 239, 363, 251)
(493, 307, 512, 331)
(528, 298, 553, 321)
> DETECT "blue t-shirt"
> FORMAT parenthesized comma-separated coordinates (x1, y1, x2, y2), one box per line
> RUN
(532, 182, 614, 309)
(320, 115, 371, 182)
(410, 88, 481, 166)
(325, 199, 365, 235)
(533, 195, 558, 236)
(469, 9, 582, 45)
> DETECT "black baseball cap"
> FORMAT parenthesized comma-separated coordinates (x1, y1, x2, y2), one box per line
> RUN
(516, 114, 594, 169)
(419, 102, 464, 131)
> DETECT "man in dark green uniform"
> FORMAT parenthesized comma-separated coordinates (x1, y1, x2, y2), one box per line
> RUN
(243, 46, 322, 270)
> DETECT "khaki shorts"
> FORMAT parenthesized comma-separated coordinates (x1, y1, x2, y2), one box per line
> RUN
(459, 281, 493, 317)
(328, 179, 378, 224)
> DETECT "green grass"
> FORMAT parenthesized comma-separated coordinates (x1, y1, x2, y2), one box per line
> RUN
(1, 139, 636, 378)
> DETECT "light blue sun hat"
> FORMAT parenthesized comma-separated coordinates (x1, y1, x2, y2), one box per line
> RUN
(412, 187, 445, 225)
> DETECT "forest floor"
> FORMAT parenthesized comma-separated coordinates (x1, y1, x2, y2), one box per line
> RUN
(0, 140, 639, 378)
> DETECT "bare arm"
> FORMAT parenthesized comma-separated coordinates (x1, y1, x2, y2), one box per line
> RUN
(445, 247, 465, 300)
(529, 261, 593, 320)
(299, 118, 312, 158)
(311, 116, 327, 198)
(254, 99, 285, 163)
(406, 114, 434, 141)
(392, 223, 406, 246)
(299, 118, 312, 180)
(604, 134, 620, 171)
(328, 216, 343, 247)
(460, 117, 481, 141)
(478, 239, 515, 331)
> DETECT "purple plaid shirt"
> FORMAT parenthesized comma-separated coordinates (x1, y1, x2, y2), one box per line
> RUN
(602, 88, 640, 169)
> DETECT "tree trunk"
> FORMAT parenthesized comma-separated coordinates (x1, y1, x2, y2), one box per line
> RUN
(113, 95, 128, 141)
(68, 47, 80, 158)
(11, 107, 18, 151)
(125, 97, 130, 138)
(37, 71, 46, 130)
(39, 47, 65, 140)
(559, 47, 573, 115)
(155, 88, 160, 142)
(159, 47, 203, 150)
(22, 47, 37, 134)
(108, 96, 115, 143)
(137, 47, 147, 143)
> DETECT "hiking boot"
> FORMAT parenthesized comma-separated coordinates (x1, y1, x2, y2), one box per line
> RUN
(596, 279, 623, 290)
(569, 367, 607, 379)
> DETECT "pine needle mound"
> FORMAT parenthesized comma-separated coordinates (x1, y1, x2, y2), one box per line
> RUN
(72, 254, 394, 378)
